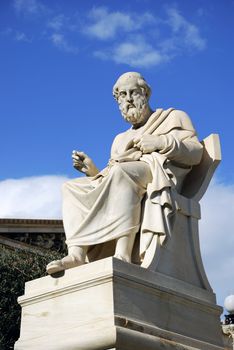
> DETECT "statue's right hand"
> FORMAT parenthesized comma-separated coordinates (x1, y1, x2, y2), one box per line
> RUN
(72, 151, 99, 177)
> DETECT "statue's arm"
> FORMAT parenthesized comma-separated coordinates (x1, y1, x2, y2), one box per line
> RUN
(110, 133, 124, 159)
(157, 110, 203, 166)
(134, 110, 203, 166)
(72, 151, 99, 177)
(158, 130, 203, 166)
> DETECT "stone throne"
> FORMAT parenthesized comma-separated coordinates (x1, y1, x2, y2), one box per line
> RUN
(86, 133, 221, 287)
(140, 133, 221, 283)
(15, 134, 224, 350)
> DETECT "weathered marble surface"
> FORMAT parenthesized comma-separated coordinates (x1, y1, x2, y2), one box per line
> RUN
(15, 258, 224, 350)
(15, 133, 223, 349)
(46, 72, 205, 274)
(15, 73, 223, 350)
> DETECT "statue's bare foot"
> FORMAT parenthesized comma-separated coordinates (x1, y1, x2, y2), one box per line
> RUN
(46, 255, 84, 275)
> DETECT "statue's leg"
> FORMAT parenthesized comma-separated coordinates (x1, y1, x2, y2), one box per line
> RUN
(67, 245, 88, 261)
(114, 231, 137, 263)
(47, 161, 153, 272)
(112, 161, 152, 264)
(46, 246, 88, 275)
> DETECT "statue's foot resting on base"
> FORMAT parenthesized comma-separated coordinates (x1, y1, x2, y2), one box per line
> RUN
(46, 245, 87, 274)
(46, 255, 84, 275)
(46, 235, 136, 275)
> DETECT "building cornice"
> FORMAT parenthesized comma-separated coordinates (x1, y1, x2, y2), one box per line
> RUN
(0, 218, 63, 227)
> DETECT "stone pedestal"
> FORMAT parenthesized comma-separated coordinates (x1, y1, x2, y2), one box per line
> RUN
(15, 257, 224, 350)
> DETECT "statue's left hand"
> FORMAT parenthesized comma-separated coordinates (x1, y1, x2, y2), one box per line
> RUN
(72, 151, 99, 177)
(133, 134, 165, 153)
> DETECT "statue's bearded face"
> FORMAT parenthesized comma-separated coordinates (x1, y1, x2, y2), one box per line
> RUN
(117, 82, 149, 126)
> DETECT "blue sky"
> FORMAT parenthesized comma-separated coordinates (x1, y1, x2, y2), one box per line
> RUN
(0, 0, 234, 311)
(0, 0, 233, 181)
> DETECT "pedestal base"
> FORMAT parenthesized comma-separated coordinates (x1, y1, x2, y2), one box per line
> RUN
(15, 257, 224, 350)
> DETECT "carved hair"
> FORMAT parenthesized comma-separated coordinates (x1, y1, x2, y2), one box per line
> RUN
(113, 72, 151, 101)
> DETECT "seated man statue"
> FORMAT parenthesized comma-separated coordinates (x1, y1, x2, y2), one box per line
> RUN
(46, 72, 203, 275)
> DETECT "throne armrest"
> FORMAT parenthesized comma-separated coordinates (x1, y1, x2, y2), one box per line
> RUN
(181, 134, 221, 202)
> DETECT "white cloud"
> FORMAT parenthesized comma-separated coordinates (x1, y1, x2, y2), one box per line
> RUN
(15, 31, 31, 42)
(0, 174, 233, 310)
(50, 33, 78, 54)
(47, 14, 66, 31)
(86, 6, 206, 68)
(95, 36, 169, 68)
(200, 179, 234, 308)
(0, 176, 69, 219)
(85, 7, 154, 40)
(166, 7, 206, 50)
(13, 0, 47, 16)
(11, 3, 206, 66)
(12, 1, 78, 54)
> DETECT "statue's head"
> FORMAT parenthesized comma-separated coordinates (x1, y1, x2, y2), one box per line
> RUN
(113, 72, 152, 127)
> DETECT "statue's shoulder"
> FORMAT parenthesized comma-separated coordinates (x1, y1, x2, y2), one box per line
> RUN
(166, 108, 195, 130)
(114, 125, 133, 139)
(113, 130, 128, 142)
(168, 108, 191, 121)
(111, 129, 130, 152)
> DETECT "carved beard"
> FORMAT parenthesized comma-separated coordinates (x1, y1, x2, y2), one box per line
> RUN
(120, 96, 149, 126)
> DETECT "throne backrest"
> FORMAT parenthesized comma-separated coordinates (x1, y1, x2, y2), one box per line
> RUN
(181, 134, 221, 202)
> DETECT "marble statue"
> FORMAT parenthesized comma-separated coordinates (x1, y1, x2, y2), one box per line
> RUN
(46, 72, 203, 275)
(16, 72, 222, 350)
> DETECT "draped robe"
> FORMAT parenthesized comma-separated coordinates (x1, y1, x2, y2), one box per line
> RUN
(62, 108, 203, 260)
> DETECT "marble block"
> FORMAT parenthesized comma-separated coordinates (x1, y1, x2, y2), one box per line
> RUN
(15, 257, 224, 350)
